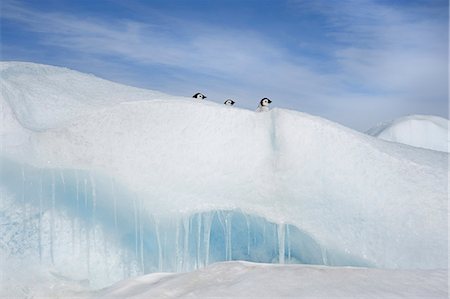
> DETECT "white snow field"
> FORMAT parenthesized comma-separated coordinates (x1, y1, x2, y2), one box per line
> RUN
(92, 261, 447, 299)
(0, 62, 448, 298)
(367, 115, 449, 152)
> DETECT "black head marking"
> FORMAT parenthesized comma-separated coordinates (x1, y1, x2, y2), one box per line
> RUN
(224, 99, 235, 106)
(260, 98, 272, 106)
(193, 92, 207, 99)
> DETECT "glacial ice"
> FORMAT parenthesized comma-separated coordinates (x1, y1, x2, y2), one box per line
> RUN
(2, 157, 360, 288)
(0, 62, 447, 288)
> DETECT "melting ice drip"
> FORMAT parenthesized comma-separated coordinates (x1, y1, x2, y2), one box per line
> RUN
(0, 158, 365, 287)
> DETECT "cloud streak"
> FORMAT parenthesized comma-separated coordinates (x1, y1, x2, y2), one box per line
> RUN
(293, 0, 448, 99)
(2, 1, 338, 104)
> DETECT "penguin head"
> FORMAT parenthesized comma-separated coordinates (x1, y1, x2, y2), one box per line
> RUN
(193, 92, 206, 100)
(224, 99, 235, 106)
(260, 98, 272, 106)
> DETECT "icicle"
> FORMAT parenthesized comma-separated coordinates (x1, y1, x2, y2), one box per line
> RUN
(262, 221, 266, 245)
(245, 215, 251, 256)
(86, 226, 91, 276)
(59, 169, 66, 192)
(50, 170, 55, 264)
(155, 217, 163, 272)
(103, 225, 109, 280)
(182, 216, 190, 271)
(163, 228, 169, 272)
(78, 214, 83, 258)
(175, 218, 182, 272)
(286, 225, 291, 262)
(71, 217, 75, 254)
(225, 213, 232, 261)
(133, 197, 138, 258)
(84, 178, 88, 208)
(217, 211, 232, 261)
(278, 223, 286, 264)
(139, 204, 145, 273)
(89, 174, 97, 248)
(75, 171, 79, 212)
(216, 211, 227, 260)
(321, 245, 328, 265)
(90, 174, 96, 210)
(203, 212, 212, 266)
(196, 213, 202, 269)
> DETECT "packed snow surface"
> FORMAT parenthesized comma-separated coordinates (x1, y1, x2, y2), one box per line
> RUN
(4, 261, 446, 299)
(367, 114, 449, 152)
(1, 62, 448, 294)
(0, 61, 175, 130)
(92, 261, 447, 299)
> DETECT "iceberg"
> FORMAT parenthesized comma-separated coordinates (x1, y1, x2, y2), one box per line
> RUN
(0, 62, 447, 290)
(367, 114, 449, 152)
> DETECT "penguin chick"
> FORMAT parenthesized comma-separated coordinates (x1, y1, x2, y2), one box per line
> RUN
(192, 92, 207, 100)
(224, 99, 235, 106)
(256, 98, 272, 112)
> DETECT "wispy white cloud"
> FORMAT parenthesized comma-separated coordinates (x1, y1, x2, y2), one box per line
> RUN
(3, 1, 282, 74)
(292, 0, 448, 100)
(1, 1, 339, 100)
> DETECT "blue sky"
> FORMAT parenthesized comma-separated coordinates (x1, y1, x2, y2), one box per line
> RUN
(1, 0, 448, 130)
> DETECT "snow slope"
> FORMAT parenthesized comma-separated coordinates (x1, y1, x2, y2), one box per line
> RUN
(92, 261, 448, 299)
(0, 61, 177, 130)
(367, 115, 449, 152)
(3, 261, 446, 298)
(0, 62, 448, 292)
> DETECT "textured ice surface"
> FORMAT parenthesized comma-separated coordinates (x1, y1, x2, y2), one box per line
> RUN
(1, 62, 447, 289)
(367, 114, 448, 152)
(0, 61, 176, 130)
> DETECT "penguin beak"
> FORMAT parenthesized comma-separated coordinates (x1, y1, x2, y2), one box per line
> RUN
(268, 100, 272, 103)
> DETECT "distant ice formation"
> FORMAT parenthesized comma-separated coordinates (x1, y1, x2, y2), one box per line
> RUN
(367, 115, 448, 152)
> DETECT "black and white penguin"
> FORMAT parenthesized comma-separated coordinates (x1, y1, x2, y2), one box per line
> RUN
(224, 99, 235, 106)
(256, 98, 272, 112)
(192, 92, 207, 100)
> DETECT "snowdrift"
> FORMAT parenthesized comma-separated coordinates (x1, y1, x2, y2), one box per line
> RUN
(0, 62, 448, 289)
(367, 114, 449, 152)
(93, 261, 447, 299)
